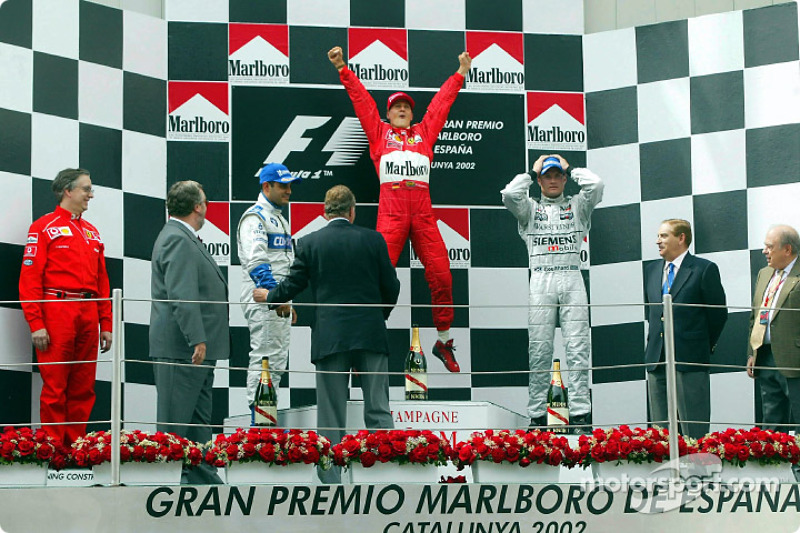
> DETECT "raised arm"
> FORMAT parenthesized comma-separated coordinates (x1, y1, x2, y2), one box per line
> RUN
(419, 51, 471, 140)
(328, 46, 346, 72)
(328, 46, 385, 147)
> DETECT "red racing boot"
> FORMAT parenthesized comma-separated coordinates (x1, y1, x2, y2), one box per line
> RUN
(432, 340, 460, 373)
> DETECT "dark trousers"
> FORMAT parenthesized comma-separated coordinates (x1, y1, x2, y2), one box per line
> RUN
(648, 366, 710, 439)
(754, 345, 793, 431)
(153, 358, 222, 484)
(314, 350, 394, 483)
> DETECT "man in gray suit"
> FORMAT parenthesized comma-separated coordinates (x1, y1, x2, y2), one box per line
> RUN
(150, 180, 229, 484)
(260, 185, 400, 483)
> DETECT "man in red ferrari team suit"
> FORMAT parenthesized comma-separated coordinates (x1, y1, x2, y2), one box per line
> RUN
(19, 168, 112, 444)
(327, 45, 470, 373)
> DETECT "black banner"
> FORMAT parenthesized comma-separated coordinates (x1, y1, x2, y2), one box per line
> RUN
(231, 86, 525, 205)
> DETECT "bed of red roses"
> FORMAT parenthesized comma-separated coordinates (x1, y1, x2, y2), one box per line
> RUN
(205, 428, 332, 470)
(332, 429, 451, 468)
(452, 429, 580, 468)
(70, 430, 203, 467)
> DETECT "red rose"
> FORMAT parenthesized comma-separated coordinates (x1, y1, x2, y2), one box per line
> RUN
(344, 439, 361, 454)
(144, 447, 158, 462)
(409, 447, 427, 463)
(132, 445, 145, 459)
(87, 448, 103, 465)
(652, 443, 666, 458)
(169, 443, 184, 461)
(305, 448, 320, 464)
(259, 443, 276, 463)
(427, 443, 440, 458)
(519, 457, 531, 467)
(120, 447, 132, 462)
(506, 447, 521, 463)
(458, 445, 474, 463)
(737, 447, 749, 462)
(378, 443, 394, 460)
(0, 441, 14, 459)
(591, 445, 605, 462)
(226, 444, 240, 459)
(391, 440, 406, 454)
(17, 440, 34, 456)
(490, 448, 505, 463)
(287, 447, 303, 463)
(750, 442, 763, 457)
(548, 449, 563, 466)
(242, 443, 256, 457)
(36, 444, 54, 461)
(360, 451, 377, 467)
(184, 447, 200, 466)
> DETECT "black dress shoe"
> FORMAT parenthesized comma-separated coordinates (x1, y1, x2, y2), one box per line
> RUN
(529, 415, 547, 430)
(569, 413, 592, 435)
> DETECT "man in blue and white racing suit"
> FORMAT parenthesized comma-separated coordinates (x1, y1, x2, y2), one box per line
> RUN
(501, 154, 603, 431)
(237, 163, 301, 422)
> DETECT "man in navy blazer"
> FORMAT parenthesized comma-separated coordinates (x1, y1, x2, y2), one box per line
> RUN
(644, 219, 727, 439)
(261, 185, 400, 483)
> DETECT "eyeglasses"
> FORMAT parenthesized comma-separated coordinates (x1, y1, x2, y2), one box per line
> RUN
(76, 186, 95, 194)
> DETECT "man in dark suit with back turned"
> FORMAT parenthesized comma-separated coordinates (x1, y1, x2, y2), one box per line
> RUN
(258, 185, 400, 483)
(150, 180, 228, 484)
(644, 219, 728, 439)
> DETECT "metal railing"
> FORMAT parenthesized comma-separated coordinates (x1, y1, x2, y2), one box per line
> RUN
(5, 289, 799, 485)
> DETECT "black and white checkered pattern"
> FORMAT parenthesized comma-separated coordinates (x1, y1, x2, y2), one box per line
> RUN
(0, 0, 798, 434)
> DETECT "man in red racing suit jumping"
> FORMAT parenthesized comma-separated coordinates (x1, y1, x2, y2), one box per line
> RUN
(328, 46, 471, 373)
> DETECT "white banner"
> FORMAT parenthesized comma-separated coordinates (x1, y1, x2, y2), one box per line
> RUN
(1, 483, 799, 532)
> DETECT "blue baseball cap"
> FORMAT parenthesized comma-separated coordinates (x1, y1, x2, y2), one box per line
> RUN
(540, 157, 564, 175)
(259, 163, 301, 184)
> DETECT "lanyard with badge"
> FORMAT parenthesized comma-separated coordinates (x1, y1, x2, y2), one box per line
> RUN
(759, 275, 786, 324)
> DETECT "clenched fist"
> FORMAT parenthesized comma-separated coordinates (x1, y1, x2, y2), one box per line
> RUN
(328, 46, 346, 71)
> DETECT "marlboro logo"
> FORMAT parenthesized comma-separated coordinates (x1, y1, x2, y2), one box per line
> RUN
(168, 82, 230, 141)
(410, 208, 471, 269)
(466, 31, 524, 92)
(526, 92, 586, 151)
(229, 23, 290, 85)
(348, 28, 409, 88)
(197, 202, 231, 265)
(290, 203, 326, 240)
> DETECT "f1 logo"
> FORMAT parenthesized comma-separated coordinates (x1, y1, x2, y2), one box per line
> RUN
(259, 116, 368, 173)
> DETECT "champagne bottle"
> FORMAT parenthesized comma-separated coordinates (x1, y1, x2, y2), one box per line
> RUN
(405, 326, 428, 400)
(546, 359, 569, 433)
(253, 356, 278, 426)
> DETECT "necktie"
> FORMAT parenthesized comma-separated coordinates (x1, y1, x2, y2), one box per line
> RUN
(662, 263, 675, 295)
(749, 269, 785, 352)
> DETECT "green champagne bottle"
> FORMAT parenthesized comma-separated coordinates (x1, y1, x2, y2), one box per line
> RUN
(405, 326, 428, 400)
(546, 359, 569, 433)
(254, 356, 277, 426)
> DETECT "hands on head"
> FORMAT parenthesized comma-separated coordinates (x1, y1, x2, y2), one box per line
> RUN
(531, 154, 569, 175)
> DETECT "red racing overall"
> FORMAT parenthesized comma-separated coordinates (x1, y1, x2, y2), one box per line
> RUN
(19, 206, 112, 443)
(339, 67, 464, 330)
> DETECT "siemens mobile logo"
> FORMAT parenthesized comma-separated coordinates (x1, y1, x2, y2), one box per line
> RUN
(260, 116, 369, 170)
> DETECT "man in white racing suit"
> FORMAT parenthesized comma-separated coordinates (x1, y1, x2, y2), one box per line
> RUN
(501, 154, 603, 432)
(237, 163, 300, 423)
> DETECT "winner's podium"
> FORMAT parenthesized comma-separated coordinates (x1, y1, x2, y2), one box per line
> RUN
(225, 400, 529, 482)
(225, 399, 528, 439)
